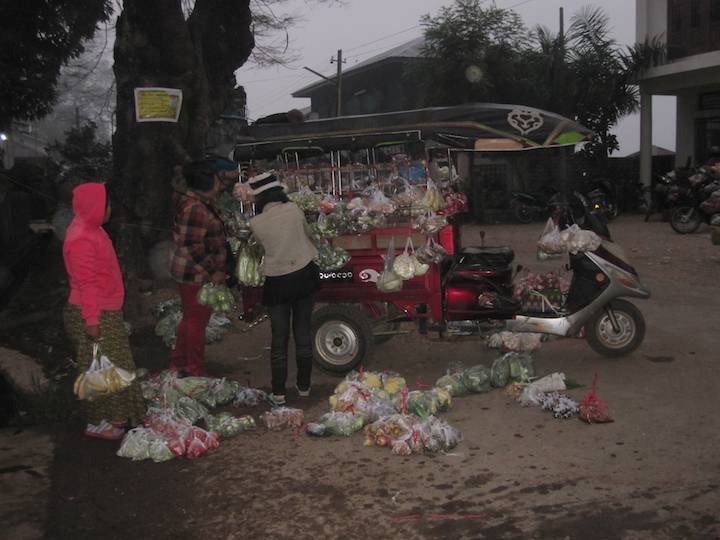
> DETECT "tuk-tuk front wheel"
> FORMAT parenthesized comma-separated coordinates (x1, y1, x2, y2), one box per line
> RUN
(312, 304, 374, 373)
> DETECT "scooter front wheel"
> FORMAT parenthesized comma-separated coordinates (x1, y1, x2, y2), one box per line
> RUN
(586, 299, 646, 357)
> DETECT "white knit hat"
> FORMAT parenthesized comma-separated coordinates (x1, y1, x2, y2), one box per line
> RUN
(247, 170, 282, 195)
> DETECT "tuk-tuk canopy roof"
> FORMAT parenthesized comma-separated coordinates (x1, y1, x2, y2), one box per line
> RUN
(232, 103, 592, 160)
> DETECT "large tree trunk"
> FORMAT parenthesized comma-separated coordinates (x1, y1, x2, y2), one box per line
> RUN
(112, 0, 253, 318)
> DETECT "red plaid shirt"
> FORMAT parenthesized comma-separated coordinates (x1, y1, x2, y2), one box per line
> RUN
(171, 192, 227, 284)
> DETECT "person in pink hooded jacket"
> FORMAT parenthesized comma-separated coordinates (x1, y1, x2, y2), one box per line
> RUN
(63, 182, 145, 440)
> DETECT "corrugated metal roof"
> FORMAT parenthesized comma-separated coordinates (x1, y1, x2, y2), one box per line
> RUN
(292, 36, 425, 97)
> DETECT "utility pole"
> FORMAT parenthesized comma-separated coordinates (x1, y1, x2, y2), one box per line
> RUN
(331, 49, 343, 117)
(304, 49, 345, 117)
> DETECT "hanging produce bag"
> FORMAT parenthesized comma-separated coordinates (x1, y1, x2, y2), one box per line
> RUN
(197, 283, 236, 313)
(415, 236, 447, 265)
(367, 186, 397, 214)
(393, 237, 424, 280)
(235, 241, 265, 288)
(421, 178, 444, 212)
(377, 237, 403, 292)
(537, 217, 565, 260)
(414, 210, 447, 235)
(73, 343, 136, 401)
(392, 179, 423, 208)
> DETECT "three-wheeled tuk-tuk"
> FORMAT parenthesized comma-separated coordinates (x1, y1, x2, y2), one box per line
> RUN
(232, 104, 650, 373)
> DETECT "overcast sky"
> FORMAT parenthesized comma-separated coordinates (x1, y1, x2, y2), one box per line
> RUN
(238, 0, 676, 157)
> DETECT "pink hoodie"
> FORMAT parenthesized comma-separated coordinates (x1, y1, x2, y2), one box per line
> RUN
(63, 183, 124, 326)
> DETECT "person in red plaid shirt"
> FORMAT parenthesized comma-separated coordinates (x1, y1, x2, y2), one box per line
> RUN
(170, 159, 238, 376)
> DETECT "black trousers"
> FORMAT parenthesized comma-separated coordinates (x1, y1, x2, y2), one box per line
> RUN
(266, 294, 314, 395)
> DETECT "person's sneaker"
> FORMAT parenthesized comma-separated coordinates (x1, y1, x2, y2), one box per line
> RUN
(295, 384, 311, 397)
(270, 393, 286, 405)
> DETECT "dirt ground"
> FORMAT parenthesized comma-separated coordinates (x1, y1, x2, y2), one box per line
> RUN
(4, 215, 720, 539)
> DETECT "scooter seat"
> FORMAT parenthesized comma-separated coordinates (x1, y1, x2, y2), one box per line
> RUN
(457, 246, 514, 268)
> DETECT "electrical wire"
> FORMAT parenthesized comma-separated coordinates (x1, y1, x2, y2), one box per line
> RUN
(344, 37, 425, 64)
(343, 24, 422, 53)
(249, 73, 318, 116)
(506, 0, 539, 9)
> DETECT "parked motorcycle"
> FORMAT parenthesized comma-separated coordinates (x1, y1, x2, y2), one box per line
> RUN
(585, 178, 619, 221)
(644, 172, 675, 222)
(670, 169, 720, 233)
(509, 188, 559, 223)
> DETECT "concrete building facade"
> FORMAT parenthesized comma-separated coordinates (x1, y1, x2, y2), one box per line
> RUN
(636, 0, 720, 186)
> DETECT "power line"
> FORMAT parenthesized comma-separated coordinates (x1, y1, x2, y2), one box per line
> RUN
(343, 24, 422, 53)
(506, 0, 539, 9)
(249, 73, 317, 115)
(344, 37, 425, 64)
(242, 74, 313, 84)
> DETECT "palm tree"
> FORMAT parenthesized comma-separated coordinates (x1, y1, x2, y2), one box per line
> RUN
(565, 6, 640, 159)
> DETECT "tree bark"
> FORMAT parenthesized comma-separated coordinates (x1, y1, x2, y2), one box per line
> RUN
(112, 0, 253, 318)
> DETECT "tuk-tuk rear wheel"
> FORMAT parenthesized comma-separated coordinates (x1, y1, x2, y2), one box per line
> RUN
(312, 304, 374, 374)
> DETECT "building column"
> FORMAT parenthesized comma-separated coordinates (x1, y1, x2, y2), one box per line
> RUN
(639, 92, 653, 192)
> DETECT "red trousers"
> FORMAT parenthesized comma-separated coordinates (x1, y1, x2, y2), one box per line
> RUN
(171, 282, 212, 376)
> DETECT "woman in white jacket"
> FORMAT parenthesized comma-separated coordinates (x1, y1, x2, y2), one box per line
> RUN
(246, 172, 319, 404)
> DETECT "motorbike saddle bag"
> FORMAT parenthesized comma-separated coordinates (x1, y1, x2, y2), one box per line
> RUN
(456, 246, 514, 269)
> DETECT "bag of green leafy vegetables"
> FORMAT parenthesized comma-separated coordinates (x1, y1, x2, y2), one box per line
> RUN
(462, 364, 492, 393)
(435, 372, 468, 397)
(506, 352, 535, 381)
(490, 355, 511, 388)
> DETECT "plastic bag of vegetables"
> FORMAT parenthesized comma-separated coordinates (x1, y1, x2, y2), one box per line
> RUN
(393, 237, 422, 280)
(288, 186, 322, 212)
(313, 242, 350, 271)
(117, 427, 175, 463)
(490, 354, 512, 388)
(377, 238, 403, 292)
(435, 372, 468, 397)
(461, 364, 492, 393)
(197, 378, 241, 407)
(206, 412, 256, 438)
(421, 178, 445, 211)
(406, 390, 441, 418)
(506, 352, 535, 381)
(367, 186, 397, 214)
(319, 194, 338, 214)
(260, 407, 304, 430)
(415, 236, 447, 265)
(236, 242, 265, 287)
(309, 213, 338, 241)
(414, 211, 447, 235)
(392, 179, 423, 208)
(306, 411, 366, 437)
(74, 343, 136, 401)
(197, 283, 235, 313)
(537, 218, 565, 258)
(559, 225, 601, 254)
(423, 416, 463, 453)
(172, 396, 209, 425)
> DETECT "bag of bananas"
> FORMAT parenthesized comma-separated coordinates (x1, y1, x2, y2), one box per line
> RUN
(74, 343, 136, 401)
